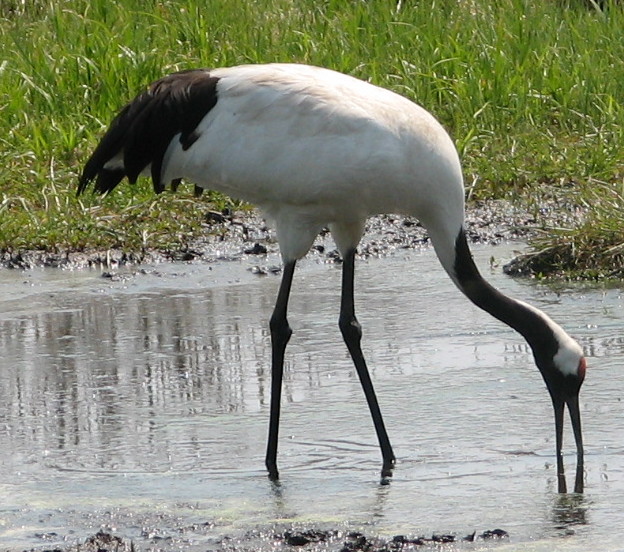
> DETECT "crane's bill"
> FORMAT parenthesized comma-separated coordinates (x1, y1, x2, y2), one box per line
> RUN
(553, 394, 584, 494)
(567, 394, 584, 494)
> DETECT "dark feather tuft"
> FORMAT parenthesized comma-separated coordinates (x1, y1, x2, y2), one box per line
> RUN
(78, 69, 219, 196)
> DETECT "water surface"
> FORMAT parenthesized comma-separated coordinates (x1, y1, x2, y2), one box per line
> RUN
(0, 245, 622, 551)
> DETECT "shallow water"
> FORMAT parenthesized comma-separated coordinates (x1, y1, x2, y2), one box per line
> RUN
(0, 244, 622, 551)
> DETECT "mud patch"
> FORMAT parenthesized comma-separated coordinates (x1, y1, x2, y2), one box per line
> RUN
(0, 198, 579, 271)
(31, 527, 509, 552)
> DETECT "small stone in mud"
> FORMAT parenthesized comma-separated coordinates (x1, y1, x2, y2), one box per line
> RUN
(205, 210, 229, 223)
(101, 270, 137, 282)
(392, 534, 425, 545)
(481, 528, 509, 539)
(180, 250, 201, 261)
(280, 529, 330, 546)
(326, 250, 343, 263)
(431, 533, 456, 543)
(244, 242, 268, 255)
(285, 533, 311, 546)
(77, 532, 133, 552)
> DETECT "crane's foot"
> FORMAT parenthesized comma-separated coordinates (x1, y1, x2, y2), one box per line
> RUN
(380, 459, 395, 485)
(266, 463, 280, 481)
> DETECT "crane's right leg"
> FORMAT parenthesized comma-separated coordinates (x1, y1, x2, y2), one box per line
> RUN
(265, 259, 297, 480)
(339, 248, 395, 481)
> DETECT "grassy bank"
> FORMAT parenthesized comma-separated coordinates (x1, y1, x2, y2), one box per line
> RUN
(1, 0, 623, 274)
(505, 181, 624, 279)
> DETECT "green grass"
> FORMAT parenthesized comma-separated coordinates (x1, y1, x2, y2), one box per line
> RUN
(1, 0, 623, 272)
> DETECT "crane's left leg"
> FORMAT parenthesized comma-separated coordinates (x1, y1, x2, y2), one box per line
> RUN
(265, 259, 297, 480)
(339, 249, 395, 480)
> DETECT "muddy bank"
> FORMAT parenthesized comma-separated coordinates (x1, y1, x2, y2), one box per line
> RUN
(0, 199, 579, 271)
(28, 527, 509, 552)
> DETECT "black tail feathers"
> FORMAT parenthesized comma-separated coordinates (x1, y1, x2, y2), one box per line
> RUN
(78, 69, 219, 197)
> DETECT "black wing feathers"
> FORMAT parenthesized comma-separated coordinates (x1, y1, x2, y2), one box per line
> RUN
(78, 69, 219, 195)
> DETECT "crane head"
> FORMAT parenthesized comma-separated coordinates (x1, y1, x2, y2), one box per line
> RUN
(536, 340, 585, 494)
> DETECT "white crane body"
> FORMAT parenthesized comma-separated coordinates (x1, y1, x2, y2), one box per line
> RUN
(80, 63, 586, 493)
(150, 64, 464, 261)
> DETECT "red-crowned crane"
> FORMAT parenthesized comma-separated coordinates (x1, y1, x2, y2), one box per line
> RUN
(78, 63, 585, 493)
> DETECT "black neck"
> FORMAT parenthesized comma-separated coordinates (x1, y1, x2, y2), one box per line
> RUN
(452, 229, 558, 360)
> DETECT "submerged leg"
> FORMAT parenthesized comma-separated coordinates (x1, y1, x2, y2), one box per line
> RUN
(339, 248, 395, 479)
(265, 259, 297, 480)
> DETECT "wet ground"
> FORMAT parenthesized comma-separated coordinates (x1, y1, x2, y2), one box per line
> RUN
(1, 205, 622, 552)
(0, 197, 581, 270)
